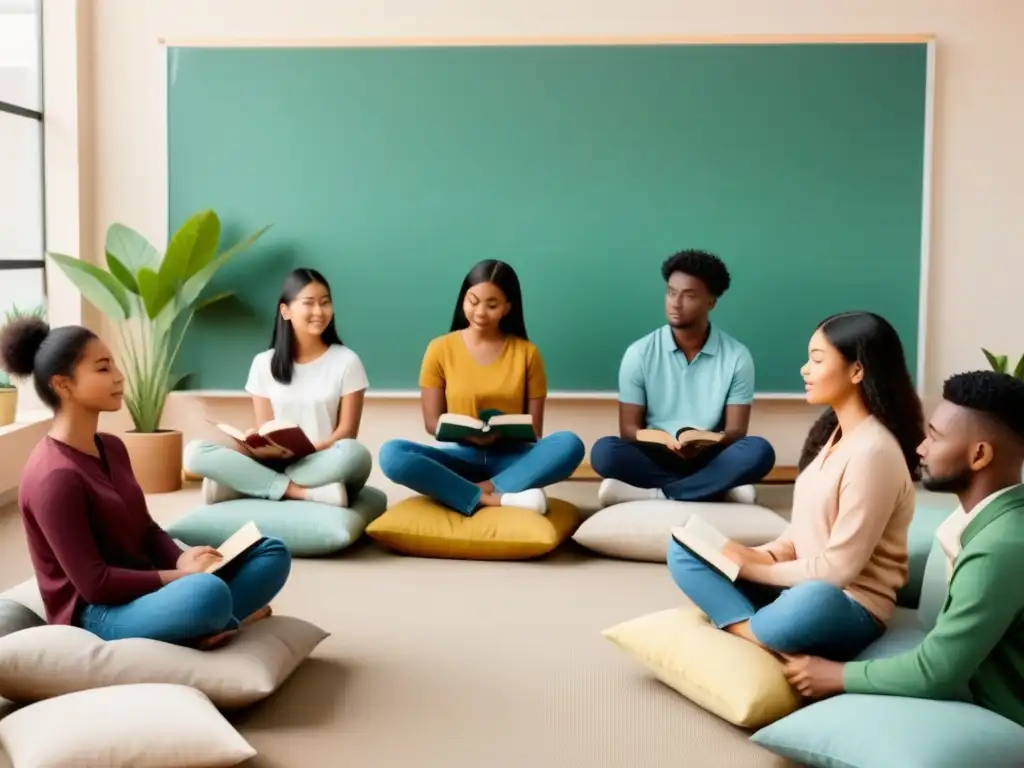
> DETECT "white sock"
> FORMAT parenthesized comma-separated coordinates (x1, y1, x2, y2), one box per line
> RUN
(304, 482, 348, 507)
(202, 478, 243, 505)
(500, 488, 548, 515)
(725, 484, 757, 504)
(598, 479, 666, 507)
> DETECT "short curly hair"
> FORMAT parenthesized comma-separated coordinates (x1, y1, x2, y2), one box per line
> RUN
(943, 370, 1024, 441)
(660, 249, 731, 297)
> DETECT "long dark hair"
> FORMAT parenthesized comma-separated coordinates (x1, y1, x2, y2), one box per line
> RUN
(449, 259, 529, 340)
(269, 268, 342, 384)
(797, 311, 925, 478)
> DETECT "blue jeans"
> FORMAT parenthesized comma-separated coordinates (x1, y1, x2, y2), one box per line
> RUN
(667, 540, 883, 661)
(590, 435, 775, 501)
(78, 537, 292, 645)
(379, 432, 586, 515)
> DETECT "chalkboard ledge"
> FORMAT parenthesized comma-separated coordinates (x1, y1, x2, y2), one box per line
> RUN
(168, 390, 808, 401)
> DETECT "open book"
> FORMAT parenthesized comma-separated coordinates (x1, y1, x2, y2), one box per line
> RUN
(213, 419, 316, 461)
(670, 515, 740, 581)
(204, 521, 263, 575)
(637, 427, 724, 451)
(435, 410, 536, 443)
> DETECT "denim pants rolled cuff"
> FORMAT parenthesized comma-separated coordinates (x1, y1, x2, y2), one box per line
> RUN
(266, 474, 291, 501)
(707, 608, 756, 631)
(443, 485, 482, 516)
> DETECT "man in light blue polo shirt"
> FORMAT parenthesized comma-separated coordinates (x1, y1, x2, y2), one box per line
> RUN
(590, 249, 776, 505)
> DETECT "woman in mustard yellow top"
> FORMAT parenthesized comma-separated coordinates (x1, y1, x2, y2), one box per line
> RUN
(379, 260, 585, 515)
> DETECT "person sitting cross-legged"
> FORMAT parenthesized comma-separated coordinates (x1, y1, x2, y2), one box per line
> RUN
(667, 311, 925, 662)
(591, 248, 775, 506)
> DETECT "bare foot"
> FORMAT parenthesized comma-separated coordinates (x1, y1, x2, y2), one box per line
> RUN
(198, 629, 238, 650)
(724, 620, 782, 658)
(241, 605, 273, 626)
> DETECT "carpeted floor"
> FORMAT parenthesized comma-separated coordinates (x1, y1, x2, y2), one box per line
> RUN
(0, 485, 798, 768)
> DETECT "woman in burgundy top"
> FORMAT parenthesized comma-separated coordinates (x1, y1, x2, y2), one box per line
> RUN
(0, 317, 292, 650)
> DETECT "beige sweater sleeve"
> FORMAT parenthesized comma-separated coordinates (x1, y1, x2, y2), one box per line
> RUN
(755, 526, 797, 562)
(742, 446, 905, 588)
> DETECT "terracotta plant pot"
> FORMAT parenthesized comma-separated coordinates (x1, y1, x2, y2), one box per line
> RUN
(0, 388, 17, 428)
(120, 429, 183, 494)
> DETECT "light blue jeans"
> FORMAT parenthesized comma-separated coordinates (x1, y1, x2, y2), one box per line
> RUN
(378, 432, 586, 515)
(183, 438, 372, 499)
(77, 537, 291, 645)
(667, 539, 883, 661)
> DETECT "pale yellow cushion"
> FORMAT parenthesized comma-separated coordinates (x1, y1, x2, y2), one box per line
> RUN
(602, 606, 801, 728)
(0, 683, 255, 767)
(0, 616, 328, 709)
(366, 495, 580, 559)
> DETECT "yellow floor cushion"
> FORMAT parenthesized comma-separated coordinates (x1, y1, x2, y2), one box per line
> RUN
(366, 495, 580, 560)
(602, 606, 801, 728)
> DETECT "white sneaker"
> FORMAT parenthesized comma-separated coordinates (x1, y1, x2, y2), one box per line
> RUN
(202, 478, 242, 505)
(597, 479, 666, 507)
(724, 484, 757, 504)
(304, 482, 349, 508)
(500, 488, 548, 515)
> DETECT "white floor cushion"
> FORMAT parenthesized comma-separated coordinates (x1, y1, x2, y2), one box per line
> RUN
(572, 499, 788, 562)
(0, 616, 328, 709)
(0, 683, 255, 767)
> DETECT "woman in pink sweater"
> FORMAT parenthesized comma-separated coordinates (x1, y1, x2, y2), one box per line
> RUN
(667, 311, 925, 661)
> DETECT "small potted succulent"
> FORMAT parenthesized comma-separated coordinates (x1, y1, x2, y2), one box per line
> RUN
(0, 370, 15, 428)
(0, 304, 46, 427)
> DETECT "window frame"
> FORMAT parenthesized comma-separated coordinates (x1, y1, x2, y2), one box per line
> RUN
(0, 1, 46, 300)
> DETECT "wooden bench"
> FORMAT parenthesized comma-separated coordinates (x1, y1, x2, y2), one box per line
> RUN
(567, 462, 798, 484)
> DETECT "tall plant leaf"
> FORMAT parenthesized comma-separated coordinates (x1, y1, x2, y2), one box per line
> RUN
(105, 251, 140, 294)
(48, 252, 132, 321)
(160, 210, 220, 285)
(106, 223, 159, 271)
(137, 267, 176, 319)
(1014, 353, 1024, 382)
(177, 224, 272, 308)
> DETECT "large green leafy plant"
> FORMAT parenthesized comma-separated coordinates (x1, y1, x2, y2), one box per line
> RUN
(49, 210, 269, 432)
(982, 349, 1024, 382)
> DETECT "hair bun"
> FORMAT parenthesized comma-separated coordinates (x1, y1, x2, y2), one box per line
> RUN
(0, 317, 51, 377)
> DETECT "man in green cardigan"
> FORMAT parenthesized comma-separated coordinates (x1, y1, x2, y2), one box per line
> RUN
(783, 369, 1024, 727)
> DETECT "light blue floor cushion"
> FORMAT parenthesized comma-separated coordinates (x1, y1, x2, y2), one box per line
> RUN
(894, 498, 957, 609)
(751, 536, 1024, 766)
(750, 693, 1024, 768)
(167, 486, 388, 557)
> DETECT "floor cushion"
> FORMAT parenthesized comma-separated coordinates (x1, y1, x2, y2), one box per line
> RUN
(0, 599, 45, 640)
(366, 495, 580, 560)
(602, 606, 800, 728)
(750, 693, 1024, 768)
(573, 499, 788, 562)
(0, 683, 256, 768)
(0, 613, 328, 709)
(895, 500, 956, 609)
(166, 486, 388, 557)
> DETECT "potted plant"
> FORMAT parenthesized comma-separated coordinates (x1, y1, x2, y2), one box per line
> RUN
(0, 303, 47, 427)
(982, 349, 1024, 381)
(0, 370, 15, 428)
(48, 209, 270, 493)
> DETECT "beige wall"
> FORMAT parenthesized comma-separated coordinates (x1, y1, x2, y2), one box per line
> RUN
(14, 0, 1024, 498)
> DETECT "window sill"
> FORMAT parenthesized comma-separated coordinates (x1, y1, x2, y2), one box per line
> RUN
(0, 409, 51, 438)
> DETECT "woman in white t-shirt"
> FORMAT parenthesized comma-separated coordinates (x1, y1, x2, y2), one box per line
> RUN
(184, 268, 372, 508)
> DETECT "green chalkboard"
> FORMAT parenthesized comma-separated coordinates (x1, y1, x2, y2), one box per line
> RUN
(167, 42, 928, 393)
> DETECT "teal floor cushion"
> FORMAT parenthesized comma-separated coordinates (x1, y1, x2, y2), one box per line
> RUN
(751, 694, 1024, 768)
(167, 486, 388, 557)
(895, 499, 956, 608)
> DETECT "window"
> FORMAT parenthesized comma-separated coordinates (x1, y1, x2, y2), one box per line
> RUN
(0, 0, 45, 329)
